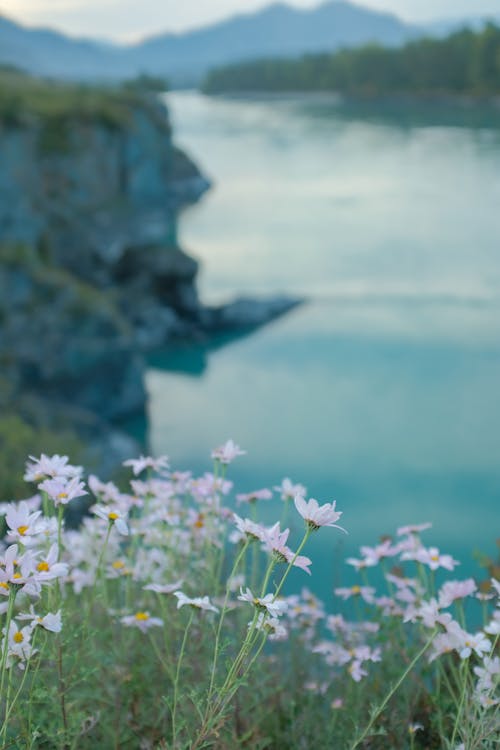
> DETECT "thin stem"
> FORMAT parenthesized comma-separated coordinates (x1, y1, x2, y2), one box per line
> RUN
(207, 540, 250, 702)
(350, 628, 438, 750)
(273, 527, 311, 600)
(172, 609, 194, 747)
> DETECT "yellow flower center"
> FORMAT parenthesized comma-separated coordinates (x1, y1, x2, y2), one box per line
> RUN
(194, 514, 205, 529)
(37, 561, 50, 572)
(351, 585, 361, 594)
(0, 582, 9, 590)
(13, 632, 24, 644)
(108, 512, 119, 521)
(57, 492, 68, 500)
(13, 573, 22, 580)
(112, 560, 125, 570)
(17, 525, 29, 536)
(430, 554, 439, 562)
(134, 612, 149, 621)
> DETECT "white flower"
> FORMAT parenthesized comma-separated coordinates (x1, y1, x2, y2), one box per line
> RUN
(91, 505, 128, 536)
(238, 587, 287, 618)
(274, 478, 306, 502)
(39, 476, 87, 506)
(459, 632, 491, 660)
(143, 581, 183, 595)
(211, 440, 246, 465)
(5, 501, 43, 542)
(294, 496, 345, 532)
(24, 454, 82, 483)
(173, 591, 218, 613)
(120, 612, 163, 632)
(123, 455, 170, 476)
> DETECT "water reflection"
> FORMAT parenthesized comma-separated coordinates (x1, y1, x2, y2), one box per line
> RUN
(145, 92, 500, 601)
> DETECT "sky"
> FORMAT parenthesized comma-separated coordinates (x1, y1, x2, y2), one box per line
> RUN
(2, 0, 500, 42)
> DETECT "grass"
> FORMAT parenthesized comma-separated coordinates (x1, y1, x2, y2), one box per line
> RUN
(0, 445, 497, 749)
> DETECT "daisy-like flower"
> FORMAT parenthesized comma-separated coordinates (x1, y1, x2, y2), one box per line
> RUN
(3, 620, 37, 668)
(174, 591, 218, 613)
(438, 579, 477, 609)
(334, 585, 375, 603)
(120, 612, 163, 633)
(143, 580, 183, 595)
(458, 631, 491, 660)
(211, 439, 246, 465)
(294, 496, 345, 532)
(39, 476, 87, 507)
(91, 505, 128, 536)
(5, 502, 43, 543)
(274, 478, 306, 502)
(232, 514, 268, 543)
(236, 488, 273, 505)
(412, 546, 459, 572)
(238, 587, 287, 618)
(397, 522, 432, 536)
(484, 610, 500, 636)
(264, 523, 312, 575)
(33, 544, 68, 582)
(253, 613, 287, 641)
(474, 656, 500, 693)
(24, 454, 82, 483)
(18, 607, 62, 633)
(123, 455, 170, 476)
(348, 660, 368, 682)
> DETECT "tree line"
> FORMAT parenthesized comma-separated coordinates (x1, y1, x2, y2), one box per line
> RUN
(203, 24, 500, 97)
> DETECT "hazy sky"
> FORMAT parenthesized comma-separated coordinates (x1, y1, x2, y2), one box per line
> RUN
(2, 0, 500, 41)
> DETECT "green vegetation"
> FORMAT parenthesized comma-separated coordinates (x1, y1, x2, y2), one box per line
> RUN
(203, 24, 500, 97)
(0, 68, 170, 152)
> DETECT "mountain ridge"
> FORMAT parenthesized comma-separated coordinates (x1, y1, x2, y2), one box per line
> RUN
(1, 1, 499, 85)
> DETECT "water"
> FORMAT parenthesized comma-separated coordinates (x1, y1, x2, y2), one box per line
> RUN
(147, 91, 500, 601)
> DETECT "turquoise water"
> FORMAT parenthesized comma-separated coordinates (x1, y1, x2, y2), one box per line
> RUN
(147, 92, 500, 599)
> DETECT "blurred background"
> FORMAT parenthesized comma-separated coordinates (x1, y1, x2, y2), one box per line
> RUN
(1, 0, 499, 598)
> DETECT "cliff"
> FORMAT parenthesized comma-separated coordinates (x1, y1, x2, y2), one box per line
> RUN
(0, 71, 299, 475)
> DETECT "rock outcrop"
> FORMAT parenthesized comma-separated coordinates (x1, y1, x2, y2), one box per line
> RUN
(0, 72, 300, 468)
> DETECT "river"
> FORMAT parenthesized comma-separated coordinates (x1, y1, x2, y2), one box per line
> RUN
(147, 91, 500, 599)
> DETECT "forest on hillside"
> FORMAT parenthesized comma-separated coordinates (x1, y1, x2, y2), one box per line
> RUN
(203, 24, 500, 97)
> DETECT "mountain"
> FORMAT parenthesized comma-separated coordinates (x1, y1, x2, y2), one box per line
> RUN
(1, 1, 498, 86)
(0, 1, 418, 84)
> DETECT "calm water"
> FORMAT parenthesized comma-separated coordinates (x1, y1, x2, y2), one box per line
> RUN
(148, 91, 500, 599)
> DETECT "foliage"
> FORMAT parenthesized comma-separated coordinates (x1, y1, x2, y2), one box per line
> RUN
(203, 24, 500, 97)
(0, 446, 497, 748)
(0, 68, 169, 152)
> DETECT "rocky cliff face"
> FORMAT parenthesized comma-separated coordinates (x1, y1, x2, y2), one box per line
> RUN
(0, 75, 300, 472)
(0, 83, 210, 445)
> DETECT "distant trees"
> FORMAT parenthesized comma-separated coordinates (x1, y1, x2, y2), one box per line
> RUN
(203, 24, 500, 97)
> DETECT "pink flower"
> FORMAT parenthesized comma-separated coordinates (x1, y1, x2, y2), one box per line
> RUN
(274, 478, 306, 502)
(397, 522, 432, 536)
(236, 488, 273, 505)
(438, 579, 477, 608)
(24, 454, 82, 482)
(264, 523, 312, 575)
(232, 514, 268, 543)
(211, 440, 246, 465)
(413, 546, 459, 572)
(123, 455, 169, 476)
(334, 585, 375, 603)
(294, 496, 345, 533)
(458, 632, 491, 660)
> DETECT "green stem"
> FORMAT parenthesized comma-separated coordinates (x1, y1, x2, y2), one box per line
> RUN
(273, 527, 311, 600)
(0, 589, 17, 704)
(172, 609, 195, 747)
(207, 540, 250, 702)
(350, 628, 438, 750)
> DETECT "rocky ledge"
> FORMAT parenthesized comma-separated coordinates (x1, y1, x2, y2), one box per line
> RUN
(0, 71, 300, 468)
